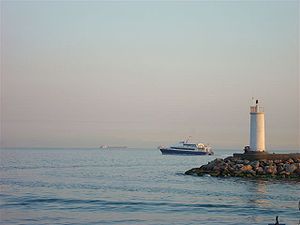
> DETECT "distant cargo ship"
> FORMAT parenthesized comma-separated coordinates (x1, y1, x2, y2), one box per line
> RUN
(99, 145, 127, 149)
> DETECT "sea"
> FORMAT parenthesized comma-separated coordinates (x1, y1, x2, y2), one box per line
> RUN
(0, 148, 299, 225)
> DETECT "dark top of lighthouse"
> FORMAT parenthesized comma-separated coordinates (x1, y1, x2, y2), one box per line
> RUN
(250, 99, 264, 113)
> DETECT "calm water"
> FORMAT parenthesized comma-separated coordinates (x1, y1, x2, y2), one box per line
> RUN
(0, 148, 299, 225)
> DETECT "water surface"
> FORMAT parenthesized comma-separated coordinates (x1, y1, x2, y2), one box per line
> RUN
(1, 148, 299, 225)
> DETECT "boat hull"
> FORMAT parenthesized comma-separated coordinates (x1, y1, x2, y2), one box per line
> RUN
(160, 148, 213, 156)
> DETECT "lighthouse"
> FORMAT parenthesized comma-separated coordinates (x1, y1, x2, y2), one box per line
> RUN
(249, 99, 266, 152)
(234, 99, 299, 160)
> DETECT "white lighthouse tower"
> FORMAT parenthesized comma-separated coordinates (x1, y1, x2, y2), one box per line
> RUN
(249, 99, 266, 152)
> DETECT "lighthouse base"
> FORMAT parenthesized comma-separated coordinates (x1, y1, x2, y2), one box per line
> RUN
(233, 151, 300, 161)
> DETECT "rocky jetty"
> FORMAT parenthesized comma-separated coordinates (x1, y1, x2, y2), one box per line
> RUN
(185, 156, 300, 179)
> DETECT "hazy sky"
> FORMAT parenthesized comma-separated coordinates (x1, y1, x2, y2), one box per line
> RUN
(1, 1, 299, 149)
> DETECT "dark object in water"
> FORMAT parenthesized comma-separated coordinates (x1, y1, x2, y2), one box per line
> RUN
(268, 216, 285, 225)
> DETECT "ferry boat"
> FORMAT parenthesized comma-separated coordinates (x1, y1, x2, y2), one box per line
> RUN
(159, 140, 213, 155)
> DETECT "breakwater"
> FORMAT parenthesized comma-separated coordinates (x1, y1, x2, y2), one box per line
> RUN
(185, 156, 300, 179)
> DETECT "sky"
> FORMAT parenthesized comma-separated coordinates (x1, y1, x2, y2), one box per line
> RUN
(1, 1, 299, 149)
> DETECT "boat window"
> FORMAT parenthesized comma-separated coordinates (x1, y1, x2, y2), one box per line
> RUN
(183, 144, 196, 147)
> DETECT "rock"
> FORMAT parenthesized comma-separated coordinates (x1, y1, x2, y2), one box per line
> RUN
(264, 166, 277, 175)
(219, 164, 228, 171)
(228, 165, 235, 173)
(224, 156, 234, 163)
(279, 171, 291, 177)
(276, 165, 284, 173)
(266, 160, 274, 166)
(201, 164, 213, 172)
(213, 166, 221, 172)
(200, 165, 207, 170)
(215, 158, 224, 163)
(256, 167, 264, 175)
(284, 164, 297, 173)
(294, 158, 300, 163)
(232, 170, 243, 177)
(250, 161, 260, 169)
(286, 158, 294, 164)
(234, 164, 244, 169)
(229, 157, 238, 163)
(260, 160, 267, 166)
(206, 162, 215, 170)
(241, 165, 253, 172)
(243, 170, 256, 177)
(236, 160, 244, 164)
(243, 160, 250, 165)
(185, 168, 198, 175)
(294, 168, 300, 175)
(210, 171, 221, 177)
(220, 169, 228, 176)
(245, 170, 256, 176)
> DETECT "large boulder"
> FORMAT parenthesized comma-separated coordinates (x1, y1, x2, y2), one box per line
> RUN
(256, 167, 264, 175)
(294, 168, 300, 175)
(234, 164, 244, 170)
(236, 160, 244, 164)
(243, 160, 250, 165)
(264, 166, 277, 175)
(241, 165, 253, 172)
(286, 158, 294, 164)
(294, 158, 300, 163)
(276, 165, 284, 173)
(284, 164, 297, 173)
(250, 161, 260, 169)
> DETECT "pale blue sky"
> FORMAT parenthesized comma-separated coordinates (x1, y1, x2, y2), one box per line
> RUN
(1, 1, 299, 149)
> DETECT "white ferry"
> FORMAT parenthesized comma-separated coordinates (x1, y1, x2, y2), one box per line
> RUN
(159, 139, 213, 156)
